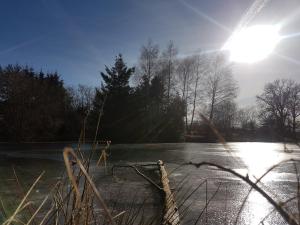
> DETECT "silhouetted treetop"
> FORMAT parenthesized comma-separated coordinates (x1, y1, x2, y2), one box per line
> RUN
(0, 64, 68, 141)
(101, 54, 135, 93)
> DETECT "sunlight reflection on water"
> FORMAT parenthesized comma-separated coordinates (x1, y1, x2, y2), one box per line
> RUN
(1, 142, 300, 225)
(230, 142, 299, 225)
(232, 143, 289, 177)
(244, 191, 273, 225)
(241, 143, 283, 175)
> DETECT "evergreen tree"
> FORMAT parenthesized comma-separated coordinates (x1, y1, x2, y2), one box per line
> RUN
(91, 54, 135, 142)
(0, 65, 69, 141)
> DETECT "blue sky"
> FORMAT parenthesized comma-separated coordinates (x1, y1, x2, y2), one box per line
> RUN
(1, 0, 300, 105)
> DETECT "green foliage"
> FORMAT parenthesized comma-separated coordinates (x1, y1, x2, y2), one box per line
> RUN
(91, 54, 136, 142)
(91, 55, 185, 143)
(101, 54, 134, 94)
(133, 75, 185, 142)
(0, 65, 68, 141)
(0, 55, 185, 143)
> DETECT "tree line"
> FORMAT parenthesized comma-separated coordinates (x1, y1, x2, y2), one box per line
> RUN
(0, 40, 299, 142)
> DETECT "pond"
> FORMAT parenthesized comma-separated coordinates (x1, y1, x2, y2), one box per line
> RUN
(0, 142, 300, 224)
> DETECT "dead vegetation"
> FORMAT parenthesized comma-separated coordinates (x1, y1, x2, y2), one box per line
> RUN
(1, 112, 300, 225)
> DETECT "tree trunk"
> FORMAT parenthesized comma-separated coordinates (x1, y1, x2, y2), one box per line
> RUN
(167, 60, 171, 102)
(190, 75, 199, 132)
(209, 92, 215, 121)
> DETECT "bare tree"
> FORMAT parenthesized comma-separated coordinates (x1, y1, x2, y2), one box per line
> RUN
(139, 39, 159, 82)
(189, 54, 206, 130)
(204, 54, 238, 122)
(257, 79, 300, 137)
(236, 107, 258, 130)
(176, 56, 195, 132)
(161, 41, 177, 101)
(213, 100, 237, 132)
(288, 83, 300, 136)
(69, 84, 95, 116)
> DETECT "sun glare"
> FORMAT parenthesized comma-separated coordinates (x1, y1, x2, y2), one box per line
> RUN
(237, 142, 284, 177)
(222, 25, 281, 63)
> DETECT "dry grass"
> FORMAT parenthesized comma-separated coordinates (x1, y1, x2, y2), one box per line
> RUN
(1, 112, 300, 225)
(1, 143, 300, 225)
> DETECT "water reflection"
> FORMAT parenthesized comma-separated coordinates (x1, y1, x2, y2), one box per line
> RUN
(235, 142, 285, 177)
(1, 142, 300, 225)
(231, 142, 298, 225)
(244, 191, 273, 225)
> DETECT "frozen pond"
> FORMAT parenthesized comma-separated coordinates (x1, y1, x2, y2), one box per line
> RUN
(0, 142, 300, 224)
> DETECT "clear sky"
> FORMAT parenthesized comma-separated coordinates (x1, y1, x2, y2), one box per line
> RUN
(1, 0, 300, 106)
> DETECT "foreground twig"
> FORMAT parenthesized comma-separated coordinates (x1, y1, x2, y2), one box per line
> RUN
(185, 161, 298, 225)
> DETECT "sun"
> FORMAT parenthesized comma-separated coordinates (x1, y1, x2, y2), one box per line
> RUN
(222, 25, 281, 63)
